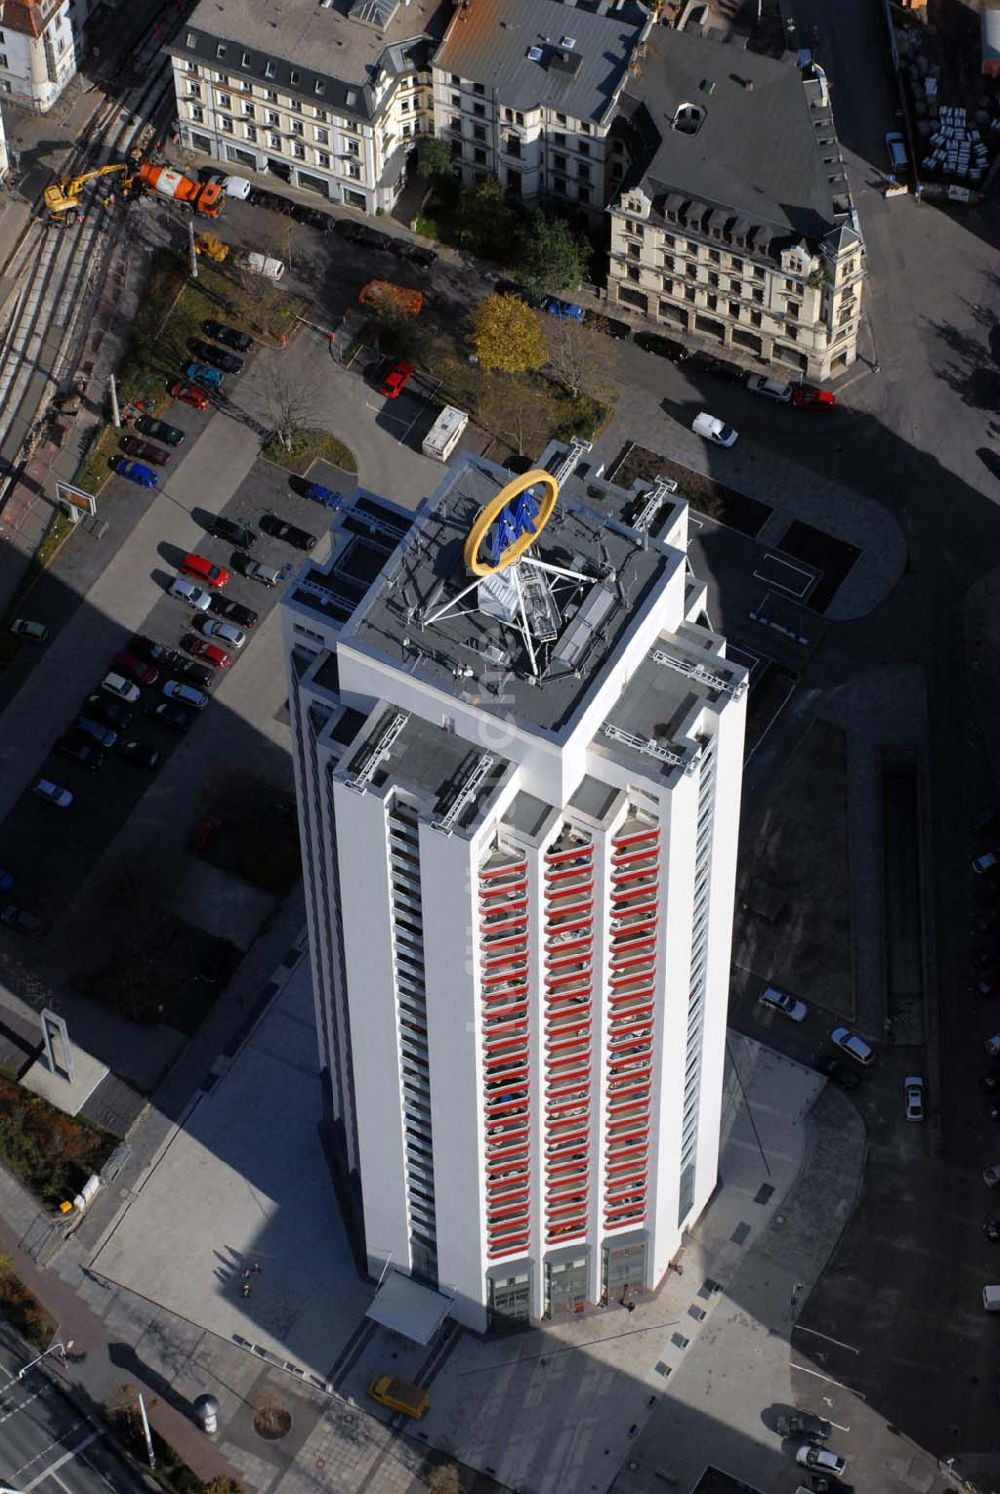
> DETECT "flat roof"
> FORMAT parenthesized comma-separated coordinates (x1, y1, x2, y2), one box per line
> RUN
(343, 453, 684, 739)
(171, 0, 449, 120)
(620, 26, 848, 244)
(433, 0, 648, 125)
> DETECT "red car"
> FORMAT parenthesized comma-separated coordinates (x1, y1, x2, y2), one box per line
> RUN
(113, 649, 160, 685)
(188, 639, 231, 669)
(792, 386, 836, 410)
(119, 435, 170, 466)
(180, 553, 229, 589)
(379, 361, 414, 399)
(169, 380, 211, 410)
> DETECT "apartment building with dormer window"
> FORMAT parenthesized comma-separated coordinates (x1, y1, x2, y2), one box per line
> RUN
(168, 0, 450, 213)
(431, 0, 649, 211)
(0, 0, 76, 113)
(607, 27, 864, 381)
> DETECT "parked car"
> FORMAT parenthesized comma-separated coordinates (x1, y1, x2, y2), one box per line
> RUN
(129, 635, 166, 664)
(974, 850, 999, 875)
(198, 618, 246, 649)
(795, 1445, 846, 1477)
(119, 434, 170, 466)
(338, 221, 393, 251)
(830, 1026, 874, 1066)
(775, 1412, 831, 1441)
(367, 1374, 429, 1419)
(546, 295, 584, 320)
(117, 739, 161, 770)
(83, 693, 132, 728)
(982, 1072, 1000, 1094)
(987, 1034, 1000, 1057)
(984, 1219, 1000, 1241)
(745, 373, 792, 402)
(164, 651, 214, 688)
(904, 1075, 925, 1121)
(885, 130, 908, 175)
(146, 700, 195, 733)
(203, 319, 254, 353)
(495, 278, 548, 310)
(815, 1057, 860, 1092)
(33, 777, 73, 808)
(185, 362, 225, 393)
(247, 186, 292, 213)
(305, 482, 343, 510)
(169, 380, 211, 409)
(792, 385, 836, 411)
(10, 618, 49, 642)
(187, 639, 231, 669)
(692, 412, 739, 447)
(634, 332, 689, 363)
(290, 204, 333, 231)
(113, 649, 159, 686)
(74, 715, 117, 749)
(180, 553, 229, 588)
(169, 577, 212, 612)
(0, 870, 13, 893)
(56, 732, 104, 770)
(985, 1164, 1000, 1188)
(692, 352, 746, 383)
(396, 244, 437, 269)
(259, 515, 316, 551)
(379, 361, 414, 399)
(101, 671, 141, 704)
(758, 986, 807, 1022)
(208, 515, 256, 549)
(135, 414, 185, 446)
(974, 808, 1000, 833)
(112, 456, 159, 488)
(208, 594, 258, 628)
(1, 904, 43, 936)
(239, 556, 283, 588)
(190, 339, 244, 375)
(163, 679, 209, 711)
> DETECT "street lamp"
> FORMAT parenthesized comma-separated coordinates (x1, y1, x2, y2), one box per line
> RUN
(16, 1341, 74, 1381)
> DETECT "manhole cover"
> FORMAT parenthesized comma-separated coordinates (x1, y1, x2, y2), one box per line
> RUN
(253, 1406, 292, 1440)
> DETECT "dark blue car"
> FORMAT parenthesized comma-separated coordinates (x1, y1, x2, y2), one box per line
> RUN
(305, 484, 344, 511)
(546, 296, 584, 321)
(112, 457, 159, 488)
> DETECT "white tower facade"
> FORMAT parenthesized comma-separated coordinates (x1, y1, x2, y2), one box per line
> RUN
(282, 445, 747, 1331)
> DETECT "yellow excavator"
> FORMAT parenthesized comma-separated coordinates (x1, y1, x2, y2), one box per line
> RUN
(44, 162, 133, 223)
(194, 234, 229, 262)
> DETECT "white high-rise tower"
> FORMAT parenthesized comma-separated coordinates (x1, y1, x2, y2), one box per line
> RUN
(281, 442, 747, 1331)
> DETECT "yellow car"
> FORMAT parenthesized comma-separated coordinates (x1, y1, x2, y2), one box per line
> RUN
(367, 1374, 429, 1419)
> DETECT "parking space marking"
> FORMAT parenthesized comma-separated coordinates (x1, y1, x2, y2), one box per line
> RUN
(792, 1323, 859, 1354)
(790, 1362, 866, 1400)
(744, 671, 796, 767)
(726, 644, 763, 678)
(752, 553, 816, 598)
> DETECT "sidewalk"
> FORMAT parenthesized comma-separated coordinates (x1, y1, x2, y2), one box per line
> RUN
(0, 1214, 243, 1486)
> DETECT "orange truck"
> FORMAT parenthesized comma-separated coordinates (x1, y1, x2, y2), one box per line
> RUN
(136, 163, 223, 218)
(358, 280, 424, 317)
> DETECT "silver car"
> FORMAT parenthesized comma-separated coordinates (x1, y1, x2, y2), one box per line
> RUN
(163, 680, 209, 711)
(199, 618, 246, 649)
(170, 577, 212, 612)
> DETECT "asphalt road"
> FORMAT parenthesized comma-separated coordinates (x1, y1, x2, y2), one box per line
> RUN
(0, 1335, 144, 1494)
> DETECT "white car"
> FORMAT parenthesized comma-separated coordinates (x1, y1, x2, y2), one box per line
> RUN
(796, 1445, 846, 1477)
(170, 577, 213, 612)
(973, 850, 999, 875)
(904, 1075, 925, 1122)
(692, 412, 738, 447)
(223, 175, 252, 200)
(10, 618, 49, 642)
(33, 777, 73, 808)
(830, 1026, 874, 1066)
(101, 671, 141, 704)
(759, 986, 807, 1022)
(163, 680, 209, 711)
(199, 618, 246, 649)
(745, 373, 792, 402)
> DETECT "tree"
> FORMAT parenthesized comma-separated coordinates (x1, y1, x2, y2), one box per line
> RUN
(257, 364, 330, 451)
(416, 137, 456, 183)
(544, 315, 617, 399)
(369, 304, 420, 362)
(514, 213, 589, 292)
(455, 175, 518, 256)
(472, 294, 546, 374)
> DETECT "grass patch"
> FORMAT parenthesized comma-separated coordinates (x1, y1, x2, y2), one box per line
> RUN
(412, 214, 439, 240)
(263, 428, 357, 476)
(73, 424, 119, 499)
(0, 1255, 57, 1349)
(112, 1408, 241, 1494)
(35, 510, 74, 570)
(0, 1073, 115, 1207)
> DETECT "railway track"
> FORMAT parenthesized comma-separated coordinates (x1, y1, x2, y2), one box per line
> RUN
(0, 20, 180, 499)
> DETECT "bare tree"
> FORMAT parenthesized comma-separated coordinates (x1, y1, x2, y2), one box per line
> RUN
(544, 316, 617, 399)
(258, 364, 330, 451)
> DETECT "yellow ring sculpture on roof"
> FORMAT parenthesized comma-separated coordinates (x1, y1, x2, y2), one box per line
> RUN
(463, 470, 559, 578)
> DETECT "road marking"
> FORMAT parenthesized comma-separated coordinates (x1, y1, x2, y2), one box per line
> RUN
(753, 553, 815, 598)
(22, 1429, 102, 1490)
(743, 672, 796, 767)
(792, 1324, 860, 1354)
(790, 1362, 866, 1401)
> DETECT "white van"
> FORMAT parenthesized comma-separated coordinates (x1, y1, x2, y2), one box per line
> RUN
(422, 405, 468, 462)
(245, 253, 285, 281)
(983, 1284, 1000, 1310)
(222, 176, 252, 201)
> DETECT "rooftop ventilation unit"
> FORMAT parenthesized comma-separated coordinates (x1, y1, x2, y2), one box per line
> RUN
(560, 34, 576, 46)
(527, 45, 544, 61)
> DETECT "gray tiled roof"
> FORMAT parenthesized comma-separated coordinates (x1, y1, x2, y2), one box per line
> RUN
(168, 0, 448, 122)
(622, 26, 845, 243)
(433, 0, 648, 125)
